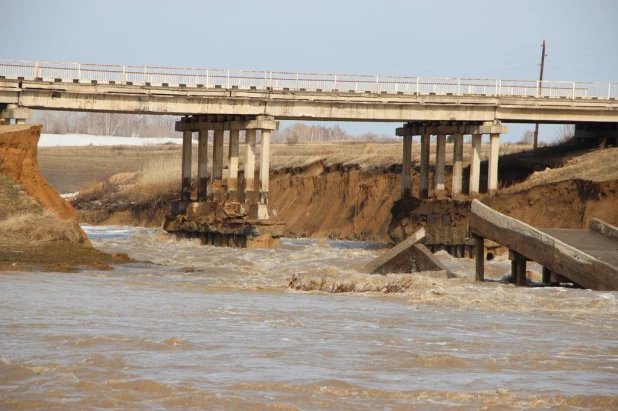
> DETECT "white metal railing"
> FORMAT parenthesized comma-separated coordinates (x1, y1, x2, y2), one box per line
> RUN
(0, 59, 616, 100)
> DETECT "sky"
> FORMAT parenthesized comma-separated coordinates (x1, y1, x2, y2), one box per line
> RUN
(2, 0, 617, 142)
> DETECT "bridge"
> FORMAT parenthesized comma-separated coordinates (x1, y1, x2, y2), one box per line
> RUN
(471, 200, 618, 291)
(1, 59, 617, 247)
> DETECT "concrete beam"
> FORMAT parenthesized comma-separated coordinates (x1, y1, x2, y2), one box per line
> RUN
(396, 121, 509, 137)
(0, 104, 32, 123)
(7, 80, 617, 123)
(176, 116, 278, 132)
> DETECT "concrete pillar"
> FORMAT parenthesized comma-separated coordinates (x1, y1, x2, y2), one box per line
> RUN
(452, 133, 464, 196)
(474, 234, 484, 282)
(401, 134, 412, 199)
(181, 130, 193, 201)
(212, 128, 224, 198)
(259, 129, 271, 204)
(244, 129, 256, 202)
(435, 134, 446, 194)
(197, 127, 209, 201)
(228, 129, 240, 198)
(488, 133, 500, 193)
(420, 134, 430, 199)
(510, 251, 527, 286)
(542, 267, 552, 284)
(469, 134, 482, 194)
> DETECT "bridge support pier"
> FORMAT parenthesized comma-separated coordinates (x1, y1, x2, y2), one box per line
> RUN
(420, 134, 430, 199)
(244, 129, 256, 202)
(181, 129, 193, 201)
(452, 132, 463, 196)
(488, 132, 500, 193)
(197, 124, 209, 201)
(0, 104, 32, 125)
(401, 134, 412, 198)
(396, 121, 508, 199)
(435, 133, 446, 194)
(228, 128, 240, 198)
(510, 250, 528, 286)
(469, 133, 482, 194)
(212, 126, 225, 199)
(167, 115, 282, 247)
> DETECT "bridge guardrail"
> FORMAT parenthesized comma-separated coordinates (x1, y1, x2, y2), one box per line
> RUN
(0, 59, 615, 100)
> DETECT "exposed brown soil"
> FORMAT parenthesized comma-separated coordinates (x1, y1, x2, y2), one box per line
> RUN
(65, 143, 618, 246)
(271, 162, 400, 242)
(0, 125, 135, 271)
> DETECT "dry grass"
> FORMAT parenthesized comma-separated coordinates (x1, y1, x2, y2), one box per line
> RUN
(135, 155, 183, 201)
(40, 141, 532, 194)
(503, 147, 618, 193)
(0, 210, 82, 244)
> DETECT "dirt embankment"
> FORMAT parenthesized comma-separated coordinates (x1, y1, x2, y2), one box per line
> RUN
(0, 125, 83, 223)
(271, 162, 400, 242)
(0, 125, 132, 271)
(71, 141, 618, 246)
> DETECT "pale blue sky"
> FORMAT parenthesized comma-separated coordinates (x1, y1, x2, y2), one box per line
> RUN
(2, 0, 617, 141)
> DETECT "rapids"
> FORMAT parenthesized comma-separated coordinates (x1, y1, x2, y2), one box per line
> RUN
(1, 226, 617, 410)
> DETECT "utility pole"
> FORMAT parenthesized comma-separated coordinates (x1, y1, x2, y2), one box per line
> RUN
(533, 40, 547, 149)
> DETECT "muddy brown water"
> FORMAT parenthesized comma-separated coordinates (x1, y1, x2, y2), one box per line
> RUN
(1, 226, 617, 410)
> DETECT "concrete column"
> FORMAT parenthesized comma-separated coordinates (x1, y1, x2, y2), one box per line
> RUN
(181, 130, 193, 201)
(244, 129, 256, 202)
(259, 129, 271, 204)
(212, 128, 224, 198)
(452, 133, 464, 196)
(510, 251, 527, 286)
(197, 127, 209, 201)
(488, 133, 500, 193)
(401, 134, 412, 199)
(474, 234, 484, 282)
(435, 134, 446, 194)
(542, 267, 552, 284)
(469, 134, 482, 194)
(228, 129, 240, 198)
(420, 134, 430, 199)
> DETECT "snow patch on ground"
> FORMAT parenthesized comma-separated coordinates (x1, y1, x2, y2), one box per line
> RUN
(39, 133, 182, 147)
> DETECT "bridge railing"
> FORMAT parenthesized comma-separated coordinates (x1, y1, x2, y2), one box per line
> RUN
(0, 59, 616, 100)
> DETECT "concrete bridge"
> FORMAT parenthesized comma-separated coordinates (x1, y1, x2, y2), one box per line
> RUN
(1, 59, 617, 246)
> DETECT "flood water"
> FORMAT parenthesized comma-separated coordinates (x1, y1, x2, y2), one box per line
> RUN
(1, 226, 617, 410)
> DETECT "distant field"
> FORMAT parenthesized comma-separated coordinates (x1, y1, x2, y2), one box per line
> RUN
(38, 141, 530, 194)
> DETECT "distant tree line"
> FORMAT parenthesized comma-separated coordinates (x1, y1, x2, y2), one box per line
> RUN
(32, 111, 399, 142)
(272, 123, 397, 143)
(33, 111, 178, 137)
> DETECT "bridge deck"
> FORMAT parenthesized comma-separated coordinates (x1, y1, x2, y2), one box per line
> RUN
(540, 228, 618, 268)
(470, 200, 618, 291)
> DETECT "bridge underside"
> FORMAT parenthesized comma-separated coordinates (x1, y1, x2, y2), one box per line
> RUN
(1, 80, 618, 124)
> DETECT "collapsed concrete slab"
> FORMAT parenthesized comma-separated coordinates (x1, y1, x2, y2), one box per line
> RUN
(361, 227, 454, 276)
